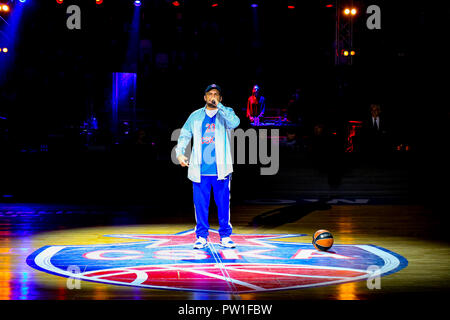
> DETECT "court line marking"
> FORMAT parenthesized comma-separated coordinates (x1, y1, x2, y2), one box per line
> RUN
(223, 266, 364, 279)
(84, 264, 264, 291)
(207, 242, 240, 294)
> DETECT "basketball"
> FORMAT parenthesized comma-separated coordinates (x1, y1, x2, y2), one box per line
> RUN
(312, 229, 334, 251)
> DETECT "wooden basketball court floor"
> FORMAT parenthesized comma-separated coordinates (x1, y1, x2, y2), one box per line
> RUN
(1, 201, 449, 301)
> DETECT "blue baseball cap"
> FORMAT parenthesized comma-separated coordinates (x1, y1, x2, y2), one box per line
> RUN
(205, 84, 222, 95)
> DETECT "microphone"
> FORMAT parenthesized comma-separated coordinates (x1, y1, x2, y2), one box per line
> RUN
(211, 99, 217, 106)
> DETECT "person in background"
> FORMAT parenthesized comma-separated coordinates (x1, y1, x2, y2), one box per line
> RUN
(246, 85, 265, 126)
(362, 103, 390, 155)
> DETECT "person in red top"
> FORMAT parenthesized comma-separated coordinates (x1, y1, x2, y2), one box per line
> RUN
(246, 85, 265, 126)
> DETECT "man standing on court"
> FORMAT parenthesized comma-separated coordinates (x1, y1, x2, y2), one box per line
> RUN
(176, 84, 240, 249)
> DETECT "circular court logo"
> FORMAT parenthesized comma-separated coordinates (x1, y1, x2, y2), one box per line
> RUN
(26, 229, 407, 293)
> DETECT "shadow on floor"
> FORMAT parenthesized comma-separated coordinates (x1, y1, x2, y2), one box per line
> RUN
(248, 200, 331, 228)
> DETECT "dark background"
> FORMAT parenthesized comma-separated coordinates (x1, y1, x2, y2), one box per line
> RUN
(0, 0, 444, 207)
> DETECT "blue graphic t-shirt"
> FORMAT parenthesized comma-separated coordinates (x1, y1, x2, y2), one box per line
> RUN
(201, 112, 217, 175)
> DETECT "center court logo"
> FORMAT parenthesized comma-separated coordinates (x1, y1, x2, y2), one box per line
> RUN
(26, 229, 407, 293)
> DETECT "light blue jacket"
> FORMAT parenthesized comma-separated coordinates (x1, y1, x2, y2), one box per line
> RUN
(176, 103, 240, 183)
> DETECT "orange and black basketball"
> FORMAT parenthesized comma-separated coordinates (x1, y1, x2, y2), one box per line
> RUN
(312, 229, 334, 251)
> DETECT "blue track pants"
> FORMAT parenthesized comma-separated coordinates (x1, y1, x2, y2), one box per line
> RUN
(193, 174, 232, 239)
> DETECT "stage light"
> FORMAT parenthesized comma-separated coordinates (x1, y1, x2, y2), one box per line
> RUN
(251, 3, 258, 8)
(209, 0, 222, 7)
(350, 50, 355, 56)
(2, 48, 7, 53)
(134, 0, 141, 7)
(172, 1, 180, 6)
(287, 0, 296, 9)
(95, 0, 103, 5)
(19, 0, 27, 3)
(56, 0, 64, 4)
(1, 4, 9, 12)
(343, 50, 349, 56)
(344, 8, 357, 16)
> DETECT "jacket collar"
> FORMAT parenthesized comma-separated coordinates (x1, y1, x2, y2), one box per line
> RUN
(202, 104, 220, 112)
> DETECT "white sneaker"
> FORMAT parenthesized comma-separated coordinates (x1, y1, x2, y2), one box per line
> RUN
(193, 237, 207, 249)
(220, 237, 236, 248)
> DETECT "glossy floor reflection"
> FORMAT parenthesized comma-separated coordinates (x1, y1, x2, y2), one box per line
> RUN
(0, 203, 449, 300)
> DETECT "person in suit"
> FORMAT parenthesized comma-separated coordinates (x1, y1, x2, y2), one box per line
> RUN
(362, 104, 390, 155)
